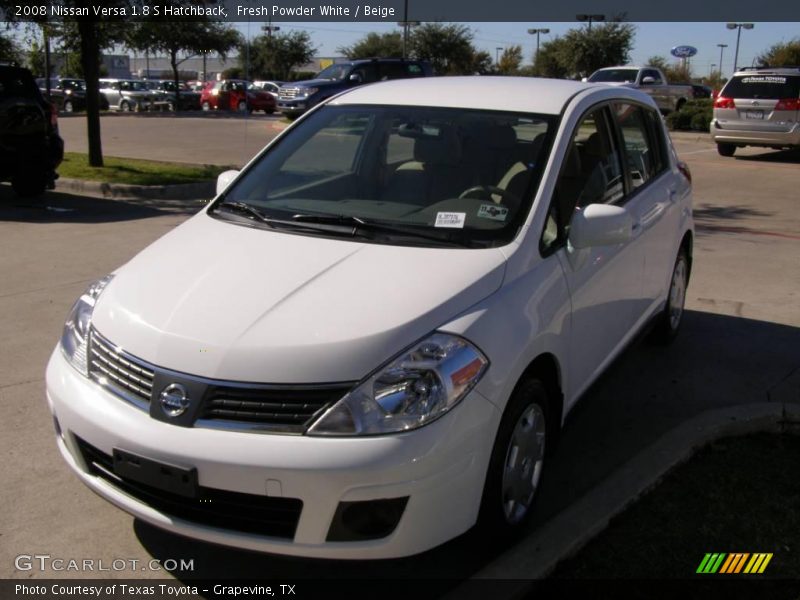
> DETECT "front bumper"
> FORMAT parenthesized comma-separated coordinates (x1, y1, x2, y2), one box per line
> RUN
(277, 100, 308, 116)
(46, 348, 500, 559)
(710, 119, 800, 147)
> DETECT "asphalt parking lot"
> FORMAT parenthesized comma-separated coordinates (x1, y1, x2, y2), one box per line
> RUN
(1, 114, 798, 584)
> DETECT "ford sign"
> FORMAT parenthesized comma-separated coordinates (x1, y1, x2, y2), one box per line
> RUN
(671, 45, 698, 58)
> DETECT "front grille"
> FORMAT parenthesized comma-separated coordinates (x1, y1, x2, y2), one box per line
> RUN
(200, 384, 351, 432)
(74, 436, 303, 539)
(278, 87, 300, 99)
(89, 329, 154, 406)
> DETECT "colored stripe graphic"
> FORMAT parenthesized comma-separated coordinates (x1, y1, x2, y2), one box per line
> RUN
(698, 552, 773, 574)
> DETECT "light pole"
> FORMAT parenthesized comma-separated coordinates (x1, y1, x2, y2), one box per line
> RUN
(527, 28, 550, 71)
(709, 63, 716, 77)
(396, 0, 420, 60)
(496, 47, 503, 66)
(717, 43, 728, 79)
(726, 23, 754, 72)
(576, 14, 605, 31)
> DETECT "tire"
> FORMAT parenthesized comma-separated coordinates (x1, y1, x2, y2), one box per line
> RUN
(479, 378, 550, 537)
(650, 248, 689, 345)
(237, 100, 247, 113)
(166, 101, 175, 112)
(717, 143, 736, 157)
(12, 172, 48, 198)
(675, 99, 686, 112)
(201, 101, 211, 111)
(119, 100, 131, 112)
(63, 100, 74, 113)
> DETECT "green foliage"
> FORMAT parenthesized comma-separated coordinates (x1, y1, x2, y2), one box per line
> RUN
(646, 55, 692, 83)
(409, 23, 475, 75)
(665, 99, 712, 131)
(338, 31, 403, 59)
(757, 38, 800, 67)
(0, 30, 22, 64)
(244, 31, 317, 80)
(497, 45, 523, 75)
(535, 21, 635, 79)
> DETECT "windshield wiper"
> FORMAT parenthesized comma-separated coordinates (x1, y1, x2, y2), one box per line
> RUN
(218, 201, 275, 225)
(292, 213, 473, 248)
(217, 202, 361, 235)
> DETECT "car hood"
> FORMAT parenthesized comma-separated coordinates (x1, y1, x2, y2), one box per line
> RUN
(92, 212, 507, 383)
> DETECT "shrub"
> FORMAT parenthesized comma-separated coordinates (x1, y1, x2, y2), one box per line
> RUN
(667, 98, 712, 132)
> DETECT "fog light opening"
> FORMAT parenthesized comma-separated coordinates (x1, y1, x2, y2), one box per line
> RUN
(326, 497, 409, 542)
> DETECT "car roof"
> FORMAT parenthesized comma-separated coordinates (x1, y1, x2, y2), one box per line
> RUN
(330, 76, 593, 115)
(732, 66, 800, 76)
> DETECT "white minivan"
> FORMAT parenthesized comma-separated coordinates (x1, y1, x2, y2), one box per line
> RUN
(46, 77, 693, 559)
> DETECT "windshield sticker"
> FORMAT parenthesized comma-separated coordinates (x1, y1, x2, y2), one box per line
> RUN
(477, 204, 509, 222)
(741, 76, 787, 84)
(435, 212, 466, 228)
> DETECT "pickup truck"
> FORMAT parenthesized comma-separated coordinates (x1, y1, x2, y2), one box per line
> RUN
(586, 66, 693, 114)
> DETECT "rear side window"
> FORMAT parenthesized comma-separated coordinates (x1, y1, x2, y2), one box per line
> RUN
(0, 71, 37, 99)
(722, 75, 800, 99)
(613, 103, 668, 189)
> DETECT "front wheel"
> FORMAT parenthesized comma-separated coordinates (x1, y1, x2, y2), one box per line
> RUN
(201, 101, 211, 111)
(12, 172, 48, 198)
(717, 143, 736, 157)
(650, 248, 689, 344)
(63, 100, 74, 113)
(119, 100, 131, 112)
(479, 378, 549, 536)
(237, 100, 247, 112)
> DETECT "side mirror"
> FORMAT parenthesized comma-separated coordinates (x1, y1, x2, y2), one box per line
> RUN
(641, 76, 656, 85)
(216, 169, 240, 196)
(349, 73, 362, 83)
(569, 203, 633, 249)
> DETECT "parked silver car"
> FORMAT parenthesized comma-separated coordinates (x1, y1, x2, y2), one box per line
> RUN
(98, 79, 158, 112)
(711, 66, 800, 156)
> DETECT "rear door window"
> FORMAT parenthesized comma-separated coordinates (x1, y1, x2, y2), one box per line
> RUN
(722, 75, 800, 99)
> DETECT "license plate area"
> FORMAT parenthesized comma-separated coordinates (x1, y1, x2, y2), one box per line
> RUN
(744, 110, 764, 120)
(113, 449, 198, 498)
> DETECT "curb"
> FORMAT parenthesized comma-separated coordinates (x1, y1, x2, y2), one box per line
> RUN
(55, 177, 215, 201)
(447, 402, 800, 596)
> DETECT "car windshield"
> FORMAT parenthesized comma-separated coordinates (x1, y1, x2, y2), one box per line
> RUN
(216, 105, 555, 248)
(62, 80, 85, 91)
(722, 75, 800, 99)
(315, 64, 350, 81)
(589, 69, 639, 83)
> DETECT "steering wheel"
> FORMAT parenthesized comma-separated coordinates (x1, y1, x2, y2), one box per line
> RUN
(458, 185, 520, 206)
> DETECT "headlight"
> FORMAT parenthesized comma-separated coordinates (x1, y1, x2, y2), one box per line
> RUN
(307, 333, 488, 436)
(60, 275, 114, 376)
(300, 87, 318, 97)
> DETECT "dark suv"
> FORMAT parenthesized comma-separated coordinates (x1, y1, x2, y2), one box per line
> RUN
(1, 64, 64, 197)
(277, 58, 433, 118)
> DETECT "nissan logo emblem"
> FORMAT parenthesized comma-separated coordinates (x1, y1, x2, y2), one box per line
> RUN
(160, 383, 190, 417)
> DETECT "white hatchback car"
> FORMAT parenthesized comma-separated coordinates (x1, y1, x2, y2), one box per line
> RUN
(46, 77, 693, 559)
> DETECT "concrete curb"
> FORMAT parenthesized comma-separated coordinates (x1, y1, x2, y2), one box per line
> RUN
(449, 402, 800, 595)
(55, 177, 215, 201)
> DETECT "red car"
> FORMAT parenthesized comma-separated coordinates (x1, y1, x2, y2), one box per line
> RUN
(200, 80, 276, 114)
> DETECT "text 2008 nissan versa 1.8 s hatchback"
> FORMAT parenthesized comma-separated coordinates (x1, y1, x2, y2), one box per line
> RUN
(47, 77, 693, 559)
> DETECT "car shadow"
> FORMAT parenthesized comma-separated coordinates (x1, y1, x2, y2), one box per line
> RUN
(734, 148, 800, 164)
(131, 310, 800, 586)
(0, 185, 205, 223)
(693, 203, 771, 222)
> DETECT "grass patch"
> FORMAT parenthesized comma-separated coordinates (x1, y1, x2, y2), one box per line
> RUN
(552, 432, 800, 579)
(59, 152, 233, 186)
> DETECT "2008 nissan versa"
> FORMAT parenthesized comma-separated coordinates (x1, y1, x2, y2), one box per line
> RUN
(46, 77, 693, 559)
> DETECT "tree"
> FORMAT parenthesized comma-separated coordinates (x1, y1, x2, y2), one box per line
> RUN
(245, 31, 317, 80)
(409, 23, 476, 75)
(757, 39, 800, 67)
(497, 45, 523, 75)
(126, 21, 239, 111)
(469, 50, 493, 75)
(0, 30, 22, 64)
(647, 55, 691, 83)
(534, 21, 635, 79)
(339, 32, 403, 59)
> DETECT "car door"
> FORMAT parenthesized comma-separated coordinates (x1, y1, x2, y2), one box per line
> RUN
(540, 105, 646, 400)
(611, 101, 683, 314)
